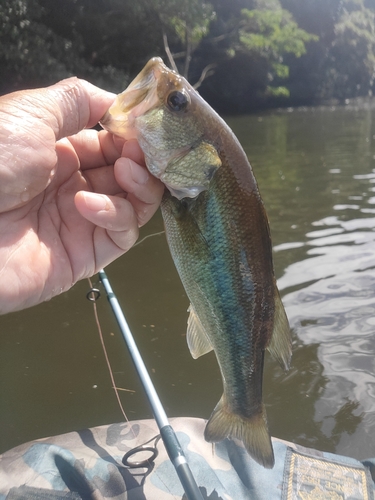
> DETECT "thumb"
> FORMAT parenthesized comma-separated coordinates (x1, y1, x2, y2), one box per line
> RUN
(0, 78, 115, 213)
(44, 78, 116, 139)
(3, 77, 115, 140)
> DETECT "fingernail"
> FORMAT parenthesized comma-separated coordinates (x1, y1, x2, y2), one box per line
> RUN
(82, 192, 108, 211)
(130, 161, 149, 185)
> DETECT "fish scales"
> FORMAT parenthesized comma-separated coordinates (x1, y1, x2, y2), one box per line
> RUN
(161, 138, 275, 436)
(100, 57, 292, 469)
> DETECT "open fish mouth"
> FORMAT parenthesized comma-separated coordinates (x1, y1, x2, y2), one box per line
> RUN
(100, 58, 164, 139)
(99, 57, 217, 199)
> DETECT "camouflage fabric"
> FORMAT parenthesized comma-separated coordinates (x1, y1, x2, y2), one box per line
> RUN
(0, 417, 374, 499)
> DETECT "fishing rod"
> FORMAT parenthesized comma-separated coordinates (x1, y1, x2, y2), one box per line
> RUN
(98, 268, 204, 500)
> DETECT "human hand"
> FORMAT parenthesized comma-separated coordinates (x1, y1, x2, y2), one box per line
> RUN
(0, 78, 164, 314)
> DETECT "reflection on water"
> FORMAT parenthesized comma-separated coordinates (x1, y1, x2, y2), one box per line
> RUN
(279, 217, 375, 458)
(2, 102, 375, 461)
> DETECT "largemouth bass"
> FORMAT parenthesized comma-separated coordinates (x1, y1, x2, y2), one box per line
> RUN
(100, 57, 291, 468)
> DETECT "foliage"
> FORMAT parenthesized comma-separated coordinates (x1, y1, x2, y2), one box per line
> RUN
(239, 0, 318, 97)
(331, 0, 375, 98)
(281, 0, 375, 103)
(1, 0, 375, 111)
(162, 0, 214, 46)
(0, 0, 129, 94)
(0, 0, 74, 92)
(139, 0, 216, 80)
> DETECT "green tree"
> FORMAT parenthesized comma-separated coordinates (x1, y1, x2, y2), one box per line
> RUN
(2, 0, 373, 110)
(0, 0, 77, 92)
(281, 0, 375, 103)
(139, 0, 216, 84)
(239, 0, 318, 97)
(197, 0, 318, 112)
(0, 0, 129, 94)
(330, 0, 375, 98)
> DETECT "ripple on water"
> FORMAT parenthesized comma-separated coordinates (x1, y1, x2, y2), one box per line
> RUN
(278, 232, 375, 290)
(280, 227, 375, 458)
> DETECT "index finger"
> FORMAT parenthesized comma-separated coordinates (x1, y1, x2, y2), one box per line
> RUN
(67, 129, 122, 170)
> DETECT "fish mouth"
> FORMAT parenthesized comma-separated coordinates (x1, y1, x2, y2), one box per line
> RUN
(100, 57, 166, 139)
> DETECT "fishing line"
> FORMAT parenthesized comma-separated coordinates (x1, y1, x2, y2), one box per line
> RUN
(132, 230, 165, 248)
(87, 278, 162, 478)
(87, 277, 129, 423)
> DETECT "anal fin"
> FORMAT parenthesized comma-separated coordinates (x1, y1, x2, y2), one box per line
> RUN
(187, 304, 213, 359)
(267, 289, 292, 370)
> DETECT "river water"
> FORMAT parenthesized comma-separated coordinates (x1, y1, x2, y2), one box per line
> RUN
(1, 102, 375, 462)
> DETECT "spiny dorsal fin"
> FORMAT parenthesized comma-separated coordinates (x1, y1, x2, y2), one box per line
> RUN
(186, 304, 213, 359)
(267, 289, 292, 371)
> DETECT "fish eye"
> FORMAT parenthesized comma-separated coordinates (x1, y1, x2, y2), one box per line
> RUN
(167, 91, 189, 112)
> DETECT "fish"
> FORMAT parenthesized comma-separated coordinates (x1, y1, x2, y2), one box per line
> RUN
(100, 57, 292, 468)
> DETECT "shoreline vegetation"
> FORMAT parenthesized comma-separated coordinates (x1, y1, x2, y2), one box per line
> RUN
(1, 0, 374, 114)
(271, 96, 375, 117)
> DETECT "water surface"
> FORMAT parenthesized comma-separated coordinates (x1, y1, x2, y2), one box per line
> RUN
(1, 102, 375, 461)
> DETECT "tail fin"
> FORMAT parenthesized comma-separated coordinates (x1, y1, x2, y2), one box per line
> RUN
(204, 396, 274, 469)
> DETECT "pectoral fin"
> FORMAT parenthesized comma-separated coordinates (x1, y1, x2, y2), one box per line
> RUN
(267, 289, 292, 371)
(186, 304, 213, 359)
